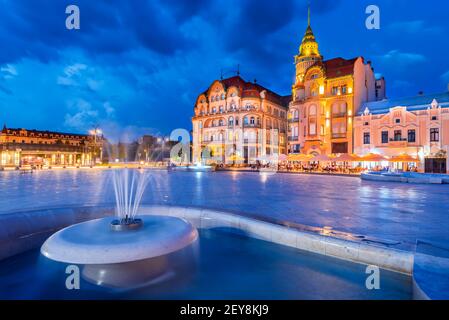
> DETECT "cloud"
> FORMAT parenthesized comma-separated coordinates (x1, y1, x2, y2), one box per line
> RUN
(441, 70, 449, 83)
(64, 99, 99, 131)
(57, 63, 87, 86)
(388, 20, 442, 35)
(1, 64, 18, 79)
(377, 50, 426, 67)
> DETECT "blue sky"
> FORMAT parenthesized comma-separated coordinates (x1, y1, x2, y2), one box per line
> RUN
(0, 0, 448, 139)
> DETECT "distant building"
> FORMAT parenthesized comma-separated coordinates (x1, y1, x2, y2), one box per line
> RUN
(355, 93, 449, 173)
(0, 125, 103, 167)
(288, 9, 385, 156)
(192, 76, 290, 164)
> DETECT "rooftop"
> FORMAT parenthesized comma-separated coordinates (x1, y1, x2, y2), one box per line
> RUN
(202, 75, 291, 108)
(360, 91, 449, 115)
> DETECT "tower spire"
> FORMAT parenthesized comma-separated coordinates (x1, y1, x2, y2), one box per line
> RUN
(307, 3, 310, 27)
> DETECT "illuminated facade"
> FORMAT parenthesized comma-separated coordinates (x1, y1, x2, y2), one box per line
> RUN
(355, 94, 449, 173)
(0, 125, 103, 167)
(288, 10, 385, 155)
(192, 76, 290, 164)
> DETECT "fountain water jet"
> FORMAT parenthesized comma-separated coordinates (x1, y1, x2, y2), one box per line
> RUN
(41, 168, 199, 288)
(110, 169, 150, 231)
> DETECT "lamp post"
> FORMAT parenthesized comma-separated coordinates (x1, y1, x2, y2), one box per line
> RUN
(89, 127, 102, 165)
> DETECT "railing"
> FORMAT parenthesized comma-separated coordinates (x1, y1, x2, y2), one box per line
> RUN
(288, 136, 299, 142)
(332, 133, 347, 139)
(244, 139, 258, 144)
(332, 113, 347, 118)
(389, 138, 407, 142)
(243, 123, 261, 129)
(288, 118, 300, 123)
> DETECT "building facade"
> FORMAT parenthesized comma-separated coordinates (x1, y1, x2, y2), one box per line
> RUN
(288, 13, 385, 156)
(354, 93, 449, 173)
(0, 125, 103, 168)
(192, 76, 290, 164)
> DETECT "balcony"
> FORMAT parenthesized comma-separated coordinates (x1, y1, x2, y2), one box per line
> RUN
(389, 138, 407, 142)
(288, 136, 299, 142)
(243, 139, 258, 144)
(288, 118, 300, 123)
(332, 133, 347, 139)
(243, 123, 261, 129)
(332, 113, 347, 118)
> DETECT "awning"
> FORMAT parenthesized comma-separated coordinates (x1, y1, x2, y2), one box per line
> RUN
(360, 153, 388, 162)
(389, 154, 419, 163)
(287, 154, 313, 162)
(228, 154, 245, 162)
(333, 153, 362, 162)
(310, 154, 335, 162)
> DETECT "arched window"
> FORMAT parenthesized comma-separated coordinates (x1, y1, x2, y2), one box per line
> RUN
(244, 116, 249, 125)
(309, 105, 317, 116)
(250, 117, 255, 125)
(228, 117, 234, 127)
(235, 117, 239, 126)
(309, 105, 317, 136)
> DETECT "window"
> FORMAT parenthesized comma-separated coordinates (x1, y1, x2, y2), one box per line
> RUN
(308, 105, 317, 135)
(381, 131, 388, 143)
(221, 93, 225, 100)
(408, 130, 416, 143)
(394, 130, 402, 141)
(332, 122, 346, 138)
(244, 116, 249, 125)
(250, 117, 255, 125)
(332, 103, 347, 117)
(219, 119, 224, 126)
(364, 122, 369, 126)
(228, 117, 234, 127)
(235, 117, 239, 126)
(430, 128, 439, 142)
(341, 85, 347, 94)
(363, 132, 370, 144)
(331, 87, 339, 95)
(395, 118, 401, 124)
(431, 116, 437, 121)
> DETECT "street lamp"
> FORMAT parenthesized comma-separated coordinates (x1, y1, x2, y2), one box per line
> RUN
(89, 127, 102, 165)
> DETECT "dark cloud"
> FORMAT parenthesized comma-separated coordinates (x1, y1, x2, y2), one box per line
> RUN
(0, 0, 448, 134)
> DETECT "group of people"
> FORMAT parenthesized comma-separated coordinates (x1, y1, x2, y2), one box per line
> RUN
(279, 162, 364, 174)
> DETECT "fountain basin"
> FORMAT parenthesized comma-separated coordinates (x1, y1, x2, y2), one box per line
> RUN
(41, 215, 198, 265)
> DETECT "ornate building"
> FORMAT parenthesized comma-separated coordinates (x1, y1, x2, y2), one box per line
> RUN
(288, 10, 386, 155)
(0, 125, 103, 168)
(355, 93, 449, 173)
(192, 76, 290, 164)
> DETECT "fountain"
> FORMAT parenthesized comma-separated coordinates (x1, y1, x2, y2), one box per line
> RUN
(41, 169, 198, 288)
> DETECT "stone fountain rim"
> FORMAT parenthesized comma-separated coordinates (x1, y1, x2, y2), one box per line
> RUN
(40, 215, 198, 265)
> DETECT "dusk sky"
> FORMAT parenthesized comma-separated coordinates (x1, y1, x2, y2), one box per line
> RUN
(1, 0, 448, 139)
